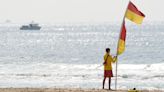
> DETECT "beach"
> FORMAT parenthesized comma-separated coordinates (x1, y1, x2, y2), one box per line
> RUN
(0, 88, 164, 92)
(0, 0, 164, 91)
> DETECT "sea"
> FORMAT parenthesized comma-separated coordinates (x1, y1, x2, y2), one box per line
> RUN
(0, 22, 164, 90)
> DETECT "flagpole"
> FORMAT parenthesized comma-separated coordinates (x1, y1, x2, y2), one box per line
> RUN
(115, 0, 130, 90)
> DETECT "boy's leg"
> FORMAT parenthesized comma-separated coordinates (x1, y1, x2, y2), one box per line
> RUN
(102, 77, 106, 89)
(108, 77, 111, 90)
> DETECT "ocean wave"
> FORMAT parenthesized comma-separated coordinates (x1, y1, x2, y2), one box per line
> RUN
(1, 63, 164, 88)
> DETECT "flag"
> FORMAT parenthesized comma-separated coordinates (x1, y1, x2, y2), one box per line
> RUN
(115, 2, 145, 90)
(116, 1, 145, 55)
(125, 1, 145, 24)
(117, 21, 126, 55)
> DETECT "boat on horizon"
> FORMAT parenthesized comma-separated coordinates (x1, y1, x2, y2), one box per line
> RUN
(20, 23, 41, 30)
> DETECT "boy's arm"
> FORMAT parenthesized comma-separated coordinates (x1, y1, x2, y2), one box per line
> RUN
(103, 55, 107, 65)
(112, 56, 117, 63)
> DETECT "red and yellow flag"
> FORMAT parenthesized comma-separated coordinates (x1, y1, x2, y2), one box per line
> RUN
(125, 1, 145, 24)
(117, 1, 145, 55)
(117, 21, 126, 55)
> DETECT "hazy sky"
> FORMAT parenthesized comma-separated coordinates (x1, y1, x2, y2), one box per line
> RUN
(0, 0, 163, 23)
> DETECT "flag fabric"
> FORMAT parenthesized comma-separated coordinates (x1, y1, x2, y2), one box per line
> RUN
(117, 1, 145, 55)
(125, 1, 145, 24)
(117, 21, 126, 55)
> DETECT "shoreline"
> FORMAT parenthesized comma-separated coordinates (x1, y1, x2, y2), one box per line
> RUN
(0, 88, 163, 92)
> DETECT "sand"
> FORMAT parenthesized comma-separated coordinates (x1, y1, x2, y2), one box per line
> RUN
(0, 88, 163, 92)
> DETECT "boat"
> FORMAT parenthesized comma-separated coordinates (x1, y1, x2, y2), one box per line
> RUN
(20, 23, 41, 30)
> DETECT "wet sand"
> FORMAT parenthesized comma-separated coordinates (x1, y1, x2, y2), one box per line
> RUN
(0, 88, 163, 92)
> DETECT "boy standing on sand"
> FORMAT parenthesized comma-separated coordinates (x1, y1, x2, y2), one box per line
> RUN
(102, 48, 116, 90)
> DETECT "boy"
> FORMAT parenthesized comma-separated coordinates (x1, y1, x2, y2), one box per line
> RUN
(103, 48, 116, 90)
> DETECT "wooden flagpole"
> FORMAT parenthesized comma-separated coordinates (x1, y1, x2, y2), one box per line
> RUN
(115, 0, 130, 90)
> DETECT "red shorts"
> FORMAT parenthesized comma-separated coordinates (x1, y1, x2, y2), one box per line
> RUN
(104, 70, 113, 77)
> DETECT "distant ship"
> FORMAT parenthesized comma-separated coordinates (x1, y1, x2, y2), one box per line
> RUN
(20, 23, 41, 30)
